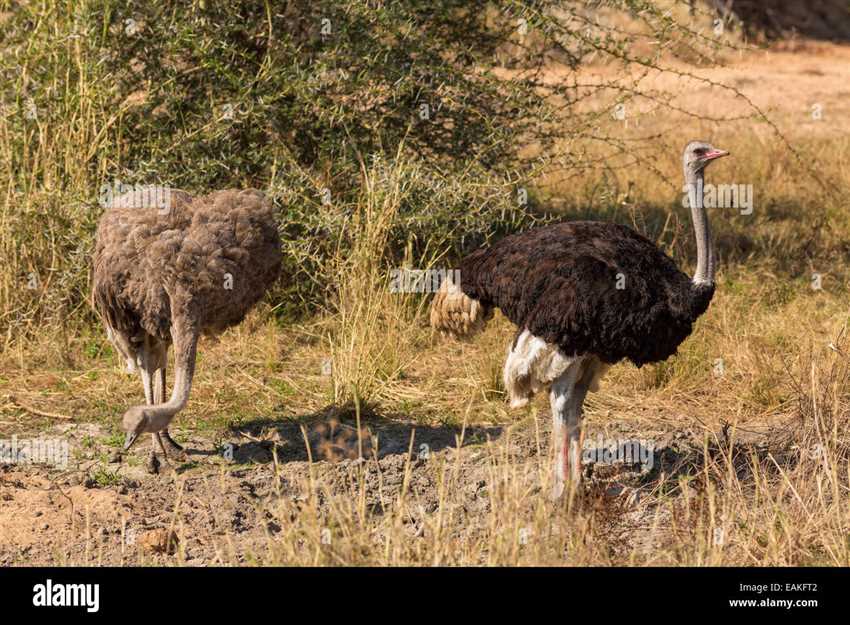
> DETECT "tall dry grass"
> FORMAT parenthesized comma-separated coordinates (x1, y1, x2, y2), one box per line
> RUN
(154, 324, 849, 566)
(0, 2, 117, 339)
(324, 147, 532, 407)
(327, 152, 425, 405)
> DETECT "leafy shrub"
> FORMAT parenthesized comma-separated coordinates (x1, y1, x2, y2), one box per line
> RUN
(0, 0, 740, 336)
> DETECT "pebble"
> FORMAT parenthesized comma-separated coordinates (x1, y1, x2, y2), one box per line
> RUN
(137, 528, 179, 555)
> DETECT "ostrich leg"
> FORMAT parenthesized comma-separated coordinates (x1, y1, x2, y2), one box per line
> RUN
(138, 340, 165, 474)
(152, 342, 185, 460)
(121, 317, 200, 461)
(550, 361, 590, 500)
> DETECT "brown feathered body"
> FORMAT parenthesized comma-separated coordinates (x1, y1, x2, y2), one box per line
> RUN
(92, 189, 282, 366)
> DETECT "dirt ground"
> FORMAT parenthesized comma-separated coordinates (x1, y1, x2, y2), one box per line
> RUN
(1, 406, 724, 565)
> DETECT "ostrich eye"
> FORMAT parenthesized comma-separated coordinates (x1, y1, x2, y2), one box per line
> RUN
(694, 148, 706, 155)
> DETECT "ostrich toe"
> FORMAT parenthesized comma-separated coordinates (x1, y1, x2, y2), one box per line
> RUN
(145, 451, 161, 474)
(159, 431, 187, 461)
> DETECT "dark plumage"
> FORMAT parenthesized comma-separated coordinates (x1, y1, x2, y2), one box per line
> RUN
(92, 188, 281, 472)
(457, 221, 714, 367)
(431, 140, 729, 499)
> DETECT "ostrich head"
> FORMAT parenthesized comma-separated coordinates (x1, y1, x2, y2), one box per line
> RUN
(683, 140, 729, 175)
(122, 405, 154, 450)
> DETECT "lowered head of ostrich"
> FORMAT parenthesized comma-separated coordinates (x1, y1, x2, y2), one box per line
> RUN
(122, 405, 156, 450)
(683, 140, 729, 175)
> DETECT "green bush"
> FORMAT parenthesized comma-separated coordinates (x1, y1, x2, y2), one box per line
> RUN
(0, 0, 736, 336)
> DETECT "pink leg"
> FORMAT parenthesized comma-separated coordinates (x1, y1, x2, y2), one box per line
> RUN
(550, 364, 590, 500)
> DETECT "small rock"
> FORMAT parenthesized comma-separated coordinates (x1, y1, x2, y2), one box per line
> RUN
(137, 528, 179, 555)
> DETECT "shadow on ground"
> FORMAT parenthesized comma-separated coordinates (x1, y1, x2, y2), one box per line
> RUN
(227, 404, 504, 465)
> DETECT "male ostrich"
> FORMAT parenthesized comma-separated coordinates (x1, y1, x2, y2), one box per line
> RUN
(431, 141, 729, 498)
(92, 189, 282, 473)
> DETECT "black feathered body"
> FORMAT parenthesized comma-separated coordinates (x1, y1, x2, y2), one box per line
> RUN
(457, 221, 714, 367)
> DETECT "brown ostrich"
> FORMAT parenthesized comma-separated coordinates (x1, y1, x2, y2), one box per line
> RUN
(431, 141, 729, 499)
(92, 188, 282, 473)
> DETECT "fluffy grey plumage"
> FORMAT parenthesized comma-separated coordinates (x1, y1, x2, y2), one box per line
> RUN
(92, 188, 281, 471)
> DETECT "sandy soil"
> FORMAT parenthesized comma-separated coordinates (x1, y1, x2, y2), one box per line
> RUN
(508, 40, 850, 138)
(1, 408, 715, 565)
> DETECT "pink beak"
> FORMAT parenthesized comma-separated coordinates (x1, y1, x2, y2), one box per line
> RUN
(703, 148, 730, 161)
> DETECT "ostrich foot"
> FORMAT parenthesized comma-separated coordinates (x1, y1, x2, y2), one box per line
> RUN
(159, 430, 187, 461)
(145, 451, 161, 474)
(551, 478, 584, 502)
(509, 397, 530, 410)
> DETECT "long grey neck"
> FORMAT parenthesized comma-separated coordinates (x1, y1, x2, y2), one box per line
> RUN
(140, 330, 198, 432)
(144, 362, 195, 430)
(685, 169, 715, 286)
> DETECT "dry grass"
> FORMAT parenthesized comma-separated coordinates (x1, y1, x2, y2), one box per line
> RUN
(2, 122, 850, 565)
(326, 151, 433, 407)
